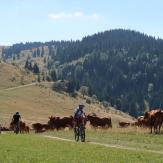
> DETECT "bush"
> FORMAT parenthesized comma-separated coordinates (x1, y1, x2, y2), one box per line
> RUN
(69, 92, 78, 98)
(102, 101, 110, 108)
(92, 94, 98, 103)
(86, 98, 91, 104)
(52, 80, 68, 92)
(10, 76, 16, 82)
(46, 75, 51, 82)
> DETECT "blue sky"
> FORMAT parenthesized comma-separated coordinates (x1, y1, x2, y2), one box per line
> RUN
(0, 0, 163, 45)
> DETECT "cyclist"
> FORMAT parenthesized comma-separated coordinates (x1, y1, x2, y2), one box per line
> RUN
(74, 104, 86, 127)
(12, 112, 21, 133)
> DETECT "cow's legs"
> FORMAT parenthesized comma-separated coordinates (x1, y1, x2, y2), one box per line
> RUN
(150, 126, 153, 134)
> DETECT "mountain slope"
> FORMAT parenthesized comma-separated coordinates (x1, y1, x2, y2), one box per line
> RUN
(2, 29, 163, 116)
(0, 83, 133, 126)
(0, 63, 35, 89)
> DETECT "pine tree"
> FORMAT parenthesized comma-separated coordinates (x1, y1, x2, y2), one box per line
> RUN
(33, 63, 40, 74)
(37, 48, 40, 57)
(50, 69, 57, 81)
(41, 47, 44, 57)
(25, 59, 29, 69)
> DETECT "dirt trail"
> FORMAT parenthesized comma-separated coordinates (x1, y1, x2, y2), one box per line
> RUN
(0, 83, 37, 91)
(0, 82, 54, 91)
(43, 135, 163, 155)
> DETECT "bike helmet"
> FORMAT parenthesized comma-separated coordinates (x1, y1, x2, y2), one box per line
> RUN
(79, 103, 85, 107)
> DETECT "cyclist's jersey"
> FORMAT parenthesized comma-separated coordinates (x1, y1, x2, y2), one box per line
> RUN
(13, 114, 21, 124)
(74, 108, 84, 119)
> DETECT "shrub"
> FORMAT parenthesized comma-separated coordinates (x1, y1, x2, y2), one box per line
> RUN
(46, 75, 51, 82)
(86, 98, 91, 104)
(10, 76, 16, 82)
(102, 101, 110, 108)
(92, 94, 98, 103)
(52, 80, 68, 92)
(69, 92, 78, 98)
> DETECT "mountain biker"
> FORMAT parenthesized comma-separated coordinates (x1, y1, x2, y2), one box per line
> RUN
(12, 112, 21, 132)
(74, 104, 86, 127)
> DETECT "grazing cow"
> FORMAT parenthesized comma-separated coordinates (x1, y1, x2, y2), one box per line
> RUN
(24, 126, 30, 133)
(119, 121, 130, 128)
(32, 123, 49, 133)
(19, 121, 26, 134)
(32, 123, 44, 133)
(137, 116, 148, 127)
(144, 109, 163, 134)
(10, 121, 29, 134)
(87, 115, 112, 128)
(10, 121, 26, 134)
(1, 127, 10, 131)
(48, 116, 74, 130)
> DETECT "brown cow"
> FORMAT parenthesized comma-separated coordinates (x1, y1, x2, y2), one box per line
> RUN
(1, 127, 10, 131)
(48, 116, 74, 130)
(32, 123, 51, 133)
(144, 109, 163, 134)
(24, 126, 30, 133)
(131, 121, 138, 126)
(19, 121, 26, 133)
(32, 123, 49, 133)
(119, 121, 130, 128)
(137, 116, 148, 127)
(10, 121, 28, 134)
(87, 115, 112, 128)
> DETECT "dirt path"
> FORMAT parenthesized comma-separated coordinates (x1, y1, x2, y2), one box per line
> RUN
(0, 82, 54, 91)
(43, 135, 163, 155)
(0, 83, 37, 91)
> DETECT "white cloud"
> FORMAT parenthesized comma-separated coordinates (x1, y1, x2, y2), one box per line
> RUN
(48, 11, 102, 21)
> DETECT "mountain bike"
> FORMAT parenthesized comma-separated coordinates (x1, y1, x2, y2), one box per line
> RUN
(14, 122, 20, 134)
(74, 124, 85, 142)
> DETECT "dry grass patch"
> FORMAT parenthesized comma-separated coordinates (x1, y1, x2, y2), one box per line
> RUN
(0, 83, 133, 127)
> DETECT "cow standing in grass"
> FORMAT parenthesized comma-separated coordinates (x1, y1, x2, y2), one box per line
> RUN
(48, 116, 74, 130)
(32, 123, 49, 133)
(10, 121, 29, 134)
(119, 121, 130, 128)
(87, 115, 112, 128)
(144, 109, 163, 134)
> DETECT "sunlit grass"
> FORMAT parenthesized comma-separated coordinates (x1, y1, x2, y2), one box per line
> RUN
(0, 133, 163, 163)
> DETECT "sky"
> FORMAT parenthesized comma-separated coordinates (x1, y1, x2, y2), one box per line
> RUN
(0, 0, 163, 45)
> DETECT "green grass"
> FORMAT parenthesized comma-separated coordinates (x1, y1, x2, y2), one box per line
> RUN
(44, 128, 163, 153)
(0, 133, 163, 163)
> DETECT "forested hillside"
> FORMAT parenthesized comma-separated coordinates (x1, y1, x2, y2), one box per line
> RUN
(2, 29, 163, 117)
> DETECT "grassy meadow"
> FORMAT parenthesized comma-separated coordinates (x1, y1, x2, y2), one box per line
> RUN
(0, 133, 163, 163)
(43, 128, 163, 154)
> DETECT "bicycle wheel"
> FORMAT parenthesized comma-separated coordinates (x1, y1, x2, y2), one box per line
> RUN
(80, 126, 85, 142)
(74, 127, 79, 142)
(15, 124, 19, 134)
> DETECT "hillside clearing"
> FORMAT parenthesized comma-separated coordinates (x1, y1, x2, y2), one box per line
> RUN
(0, 63, 35, 89)
(0, 83, 133, 126)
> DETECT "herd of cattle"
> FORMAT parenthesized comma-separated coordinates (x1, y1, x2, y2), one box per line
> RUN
(119, 109, 163, 134)
(0, 109, 163, 134)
